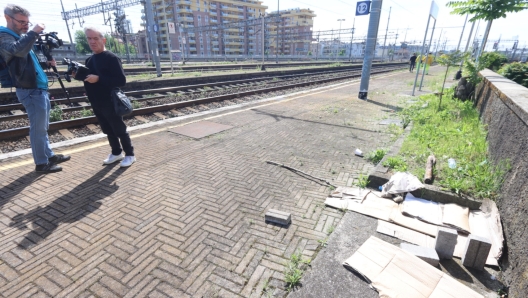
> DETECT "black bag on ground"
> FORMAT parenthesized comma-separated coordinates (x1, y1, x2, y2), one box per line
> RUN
(111, 88, 133, 116)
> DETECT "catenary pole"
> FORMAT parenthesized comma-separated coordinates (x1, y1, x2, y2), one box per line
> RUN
(276, 0, 279, 63)
(381, 6, 391, 61)
(456, 14, 468, 51)
(349, 18, 355, 62)
(358, 0, 383, 100)
(419, 18, 436, 91)
(145, 0, 162, 76)
(59, 0, 74, 51)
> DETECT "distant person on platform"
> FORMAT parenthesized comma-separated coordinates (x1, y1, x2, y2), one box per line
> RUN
(409, 53, 417, 72)
(422, 52, 434, 75)
(80, 27, 135, 167)
(0, 4, 70, 173)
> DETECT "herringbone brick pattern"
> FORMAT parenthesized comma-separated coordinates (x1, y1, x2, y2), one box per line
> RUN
(0, 72, 406, 297)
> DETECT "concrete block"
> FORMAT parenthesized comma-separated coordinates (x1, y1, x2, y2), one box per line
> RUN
(434, 227, 458, 259)
(400, 243, 439, 266)
(265, 209, 291, 226)
(462, 235, 492, 271)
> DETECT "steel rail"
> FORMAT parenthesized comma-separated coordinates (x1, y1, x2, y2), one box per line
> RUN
(0, 67, 360, 113)
(0, 66, 404, 141)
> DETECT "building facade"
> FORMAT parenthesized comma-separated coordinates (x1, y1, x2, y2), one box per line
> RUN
(140, 1, 314, 59)
(268, 8, 315, 56)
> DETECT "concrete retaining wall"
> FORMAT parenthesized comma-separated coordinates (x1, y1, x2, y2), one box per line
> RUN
(475, 69, 528, 297)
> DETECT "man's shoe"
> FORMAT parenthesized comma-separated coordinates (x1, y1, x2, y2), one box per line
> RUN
(120, 156, 136, 168)
(49, 154, 71, 164)
(35, 163, 62, 173)
(103, 153, 124, 165)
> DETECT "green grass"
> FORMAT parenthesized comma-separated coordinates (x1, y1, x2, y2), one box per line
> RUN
(382, 156, 408, 172)
(397, 88, 509, 200)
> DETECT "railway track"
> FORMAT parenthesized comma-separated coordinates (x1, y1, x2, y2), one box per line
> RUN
(0, 64, 405, 154)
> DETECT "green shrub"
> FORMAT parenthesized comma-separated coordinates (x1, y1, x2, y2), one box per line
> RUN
(498, 62, 528, 88)
(49, 105, 63, 122)
(367, 148, 387, 164)
(80, 108, 93, 117)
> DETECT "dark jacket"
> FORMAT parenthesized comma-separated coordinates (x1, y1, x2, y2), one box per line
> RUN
(0, 29, 40, 89)
(83, 51, 126, 109)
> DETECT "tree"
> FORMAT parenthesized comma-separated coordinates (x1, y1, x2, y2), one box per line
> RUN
(447, 0, 528, 60)
(436, 51, 465, 110)
(74, 30, 91, 54)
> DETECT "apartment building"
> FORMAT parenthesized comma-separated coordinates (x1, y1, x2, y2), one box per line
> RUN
(142, 0, 266, 57)
(268, 8, 315, 56)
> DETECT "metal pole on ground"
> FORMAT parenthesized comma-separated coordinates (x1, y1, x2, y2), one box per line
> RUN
(358, 0, 383, 100)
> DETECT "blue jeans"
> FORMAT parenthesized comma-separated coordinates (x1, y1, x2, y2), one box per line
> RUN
(16, 88, 54, 165)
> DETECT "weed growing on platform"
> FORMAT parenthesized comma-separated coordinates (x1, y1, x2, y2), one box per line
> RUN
(284, 251, 310, 291)
(382, 156, 408, 172)
(367, 148, 387, 164)
(386, 123, 404, 141)
(326, 225, 335, 234)
(356, 174, 370, 189)
(398, 88, 510, 200)
(49, 105, 62, 122)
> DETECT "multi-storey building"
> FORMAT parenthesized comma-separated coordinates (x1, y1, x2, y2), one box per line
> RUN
(268, 8, 315, 56)
(142, 0, 266, 58)
(139, 1, 314, 58)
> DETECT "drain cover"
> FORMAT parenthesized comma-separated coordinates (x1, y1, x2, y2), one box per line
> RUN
(168, 120, 234, 139)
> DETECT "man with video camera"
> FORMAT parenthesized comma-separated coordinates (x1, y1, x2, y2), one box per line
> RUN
(80, 27, 135, 167)
(0, 4, 70, 173)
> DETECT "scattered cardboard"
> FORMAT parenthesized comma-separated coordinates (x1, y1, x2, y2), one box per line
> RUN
(377, 220, 499, 267)
(343, 236, 483, 298)
(443, 203, 470, 233)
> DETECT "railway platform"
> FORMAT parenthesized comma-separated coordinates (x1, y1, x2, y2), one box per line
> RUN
(0, 66, 495, 297)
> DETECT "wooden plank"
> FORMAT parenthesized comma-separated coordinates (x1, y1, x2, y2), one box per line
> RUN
(134, 115, 149, 123)
(86, 124, 100, 133)
(154, 112, 166, 119)
(59, 129, 75, 140)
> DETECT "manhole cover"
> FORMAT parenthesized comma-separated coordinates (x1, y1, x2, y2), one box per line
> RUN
(379, 119, 402, 126)
(168, 120, 234, 139)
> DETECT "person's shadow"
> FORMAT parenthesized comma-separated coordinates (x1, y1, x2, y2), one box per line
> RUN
(9, 165, 126, 249)
(0, 172, 43, 211)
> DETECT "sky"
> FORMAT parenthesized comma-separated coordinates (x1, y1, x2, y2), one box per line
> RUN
(2, 0, 527, 52)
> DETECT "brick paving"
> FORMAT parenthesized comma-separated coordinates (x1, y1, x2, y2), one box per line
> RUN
(0, 69, 416, 297)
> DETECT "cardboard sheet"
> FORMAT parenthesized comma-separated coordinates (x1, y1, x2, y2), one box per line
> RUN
(325, 192, 397, 222)
(343, 236, 484, 298)
(376, 220, 499, 267)
(442, 203, 470, 233)
(402, 193, 444, 225)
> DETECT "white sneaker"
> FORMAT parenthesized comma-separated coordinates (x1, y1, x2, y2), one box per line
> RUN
(120, 156, 136, 168)
(103, 153, 124, 165)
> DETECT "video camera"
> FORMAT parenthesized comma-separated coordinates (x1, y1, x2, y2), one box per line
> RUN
(62, 58, 90, 82)
(35, 32, 62, 61)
